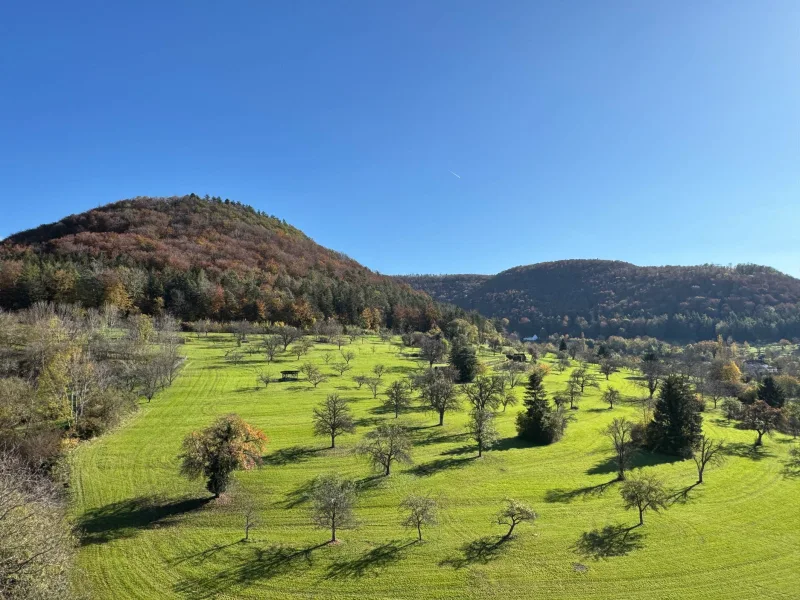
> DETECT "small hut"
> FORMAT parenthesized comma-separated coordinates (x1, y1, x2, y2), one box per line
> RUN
(280, 370, 300, 381)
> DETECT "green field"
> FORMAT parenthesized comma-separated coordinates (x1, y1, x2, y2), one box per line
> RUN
(69, 335, 799, 599)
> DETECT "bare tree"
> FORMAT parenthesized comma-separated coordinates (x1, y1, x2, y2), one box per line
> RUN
(499, 361, 527, 389)
(365, 377, 381, 399)
(400, 495, 438, 542)
(340, 350, 356, 365)
(312, 394, 355, 448)
(692, 436, 725, 484)
(301, 363, 327, 387)
(419, 373, 461, 426)
(331, 362, 352, 377)
(419, 336, 447, 368)
(604, 418, 637, 480)
(358, 423, 413, 475)
(311, 473, 357, 543)
(602, 386, 621, 410)
(254, 368, 272, 391)
(497, 498, 537, 541)
(383, 380, 412, 418)
(373, 364, 386, 380)
(242, 499, 258, 542)
(262, 336, 281, 362)
(500, 390, 519, 412)
(321, 350, 332, 365)
(353, 375, 368, 389)
(275, 325, 300, 351)
(463, 376, 502, 411)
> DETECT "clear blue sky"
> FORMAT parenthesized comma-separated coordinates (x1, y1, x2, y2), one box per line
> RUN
(2, 1, 799, 276)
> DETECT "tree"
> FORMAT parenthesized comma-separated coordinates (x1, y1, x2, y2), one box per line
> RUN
(312, 394, 355, 448)
(365, 376, 381, 399)
(331, 361, 352, 377)
(691, 435, 725, 484)
(784, 402, 800, 438)
(516, 370, 568, 444)
(603, 386, 621, 410)
(570, 365, 596, 393)
(291, 341, 311, 360)
(353, 374, 368, 389)
(311, 473, 357, 543)
(358, 423, 413, 475)
(449, 339, 479, 383)
(741, 400, 783, 446)
(384, 380, 412, 418)
(340, 350, 356, 365)
(0, 453, 76, 600)
(275, 325, 300, 351)
(500, 390, 519, 412)
(400, 495, 438, 542)
(418, 371, 461, 426)
(242, 499, 258, 542)
(499, 361, 527, 388)
(263, 335, 281, 362)
(301, 363, 328, 387)
(646, 375, 703, 457)
(254, 368, 272, 390)
(758, 376, 786, 408)
(620, 473, 668, 526)
(604, 418, 637, 480)
(179, 415, 268, 497)
(639, 352, 664, 399)
(463, 376, 502, 411)
(600, 358, 619, 380)
(721, 397, 743, 422)
(559, 338, 568, 352)
(373, 364, 386, 380)
(564, 376, 582, 410)
(497, 498, 537, 541)
(419, 336, 447, 367)
(467, 408, 499, 457)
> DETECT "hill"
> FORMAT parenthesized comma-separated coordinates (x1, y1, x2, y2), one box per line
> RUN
(401, 260, 800, 342)
(0, 195, 453, 330)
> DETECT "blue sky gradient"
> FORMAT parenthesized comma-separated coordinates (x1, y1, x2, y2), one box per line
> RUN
(1, 1, 798, 275)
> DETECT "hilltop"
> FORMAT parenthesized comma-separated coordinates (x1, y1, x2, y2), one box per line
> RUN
(0, 195, 452, 330)
(401, 259, 800, 342)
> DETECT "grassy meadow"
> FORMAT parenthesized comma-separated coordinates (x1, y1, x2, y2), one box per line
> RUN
(69, 335, 799, 599)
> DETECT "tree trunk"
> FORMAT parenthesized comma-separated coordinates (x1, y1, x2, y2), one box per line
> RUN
(417, 524, 422, 542)
(478, 443, 483, 458)
(385, 462, 391, 476)
(438, 411, 444, 426)
(503, 522, 516, 540)
(755, 430, 764, 446)
(638, 508, 644, 526)
(331, 433, 336, 449)
(331, 523, 336, 543)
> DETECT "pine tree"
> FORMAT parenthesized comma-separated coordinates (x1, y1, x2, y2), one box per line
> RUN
(449, 338, 479, 383)
(757, 376, 786, 408)
(516, 371, 563, 444)
(645, 375, 702, 457)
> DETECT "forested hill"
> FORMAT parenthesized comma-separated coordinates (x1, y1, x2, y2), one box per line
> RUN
(0, 195, 455, 330)
(401, 260, 800, 342)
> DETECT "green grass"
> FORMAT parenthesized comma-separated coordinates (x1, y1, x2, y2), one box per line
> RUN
(69, 335, 800, 599)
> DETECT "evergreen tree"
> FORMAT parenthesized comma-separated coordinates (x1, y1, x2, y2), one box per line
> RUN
(516, 371, 564, 444)
(645, 375, 703, 457)
(449, 338, 479, 383)
(757, 376, 786, 408)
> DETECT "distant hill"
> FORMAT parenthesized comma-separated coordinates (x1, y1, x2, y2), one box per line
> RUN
(401, 260, 800, 342)
(0, 195, 457, 330)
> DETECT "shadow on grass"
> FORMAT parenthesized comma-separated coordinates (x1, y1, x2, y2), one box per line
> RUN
(544, 479, 618, 503)
(77, 495, 212, 546)
(573, 524, 645, 560)
(412, 430, 470, 447)
(492, 437, 532, 452)
(325, 540, 415, 579)
(263, 445, 323, 466)
(169, 541, 241, 566)
(354, 416, 383, 428)
(439, 535, 511, 569)
(723, 442, 775, 461)
(409, 455, 476, 477)
(174, 542, 327, 599)
(279, 480, 315, 509)
(587, 451, 681, 476)
(668, 482, 700, 505)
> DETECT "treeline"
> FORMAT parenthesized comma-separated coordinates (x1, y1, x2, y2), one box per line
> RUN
(401, 260, 800, 343)
(0, 302, 182, 599)
(0, 195, 482, 332)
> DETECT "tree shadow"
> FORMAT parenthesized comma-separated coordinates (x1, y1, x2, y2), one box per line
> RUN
(174, 542, 326, 599)
(324, 540, 415, 579)
(723, 442, 775, 461)
(263, 445, 323, 466)
(441, 445, 474, 456)
(573, 524, 645, 560)
(169, 541, 241, 566)
(354, 416, 383, 428)
(544, 479, 617, 503)
(409, 456, 476, 477)
(412, 431, 469, 446)
(586, 451, 681, 476)
(278, 479, 315, 509)
(439, 536, 510, 569)
(356, 474, 386, 493)
(492, 436, 532, 452)
(668, 482, 700, 505)
(77, 495, 212, 546)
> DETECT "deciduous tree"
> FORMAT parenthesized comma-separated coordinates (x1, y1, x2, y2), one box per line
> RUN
(312, 394, 355, 448)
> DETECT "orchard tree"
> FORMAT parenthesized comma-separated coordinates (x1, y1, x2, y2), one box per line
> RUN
(312, 394, 356, 448)
(463, 376, 503, 411)
(384, 380, 412, 418)
(358, 423, 413, 475)
(742, 400, 783, 446)
(400, 495, 438, 542)
(179, 415, 268, 497)
(275, 325, 300, 351)
(500, 390, 519, 412)
(311, 473, 357, 543)
(604, 418, 637, 480)
(603, 386, 621, 409)
(692, 435, 725, 484)
(365, 377, 381, 399)
(620, 473, 668, 526)
(564, 377, 582, 410)
(262, 336, 281, 362)
(418, 372, 461, 426)
(639, 352, 664, 399)
(419, 336, 447, 368)
(331, 361, 352, 377)
(500, 361, 528, 389)
(340, 350, 356, 365)
(497, 498, 537, 541)
(467, 408, 499, 457)
(600, 358, 619, 380)
(373, 364, 386, 380)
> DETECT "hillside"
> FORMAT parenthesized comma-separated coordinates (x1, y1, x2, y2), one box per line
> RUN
(0, 195, 451, 330)
(401, 260, 800, 342)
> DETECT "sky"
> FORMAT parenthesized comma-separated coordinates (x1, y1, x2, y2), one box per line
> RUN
(1, 1, 799, 276)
